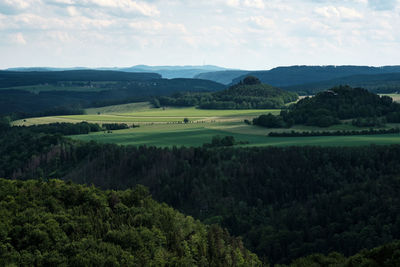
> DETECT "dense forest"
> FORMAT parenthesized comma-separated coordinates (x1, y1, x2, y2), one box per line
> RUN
(0, 70, 161, 88)
(283, 72, 400, 95)
(231, 65, 400, 88)
(156, 76, 298, 109)
(0, 70, 225, 116)
(195, 65, 400, 94)
(254, 86, 400, 127)
(2, 121, 400, 264)
(0, 178, 260, 266)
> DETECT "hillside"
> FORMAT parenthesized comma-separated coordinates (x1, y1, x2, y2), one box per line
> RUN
(3, 124, 400, 264)
(0, 70, 225, 116)
(283, 72, 400, 94)
(279, 86, 400, 127)
(196, 66, 400, 91)
(232, 65, 400, 87)
(0, 70, 161, 88)
(157, 76, 298, 109)
(194, 70, 250, 84)
(5, 65, 232, 79)
(0, 178, 261, 266)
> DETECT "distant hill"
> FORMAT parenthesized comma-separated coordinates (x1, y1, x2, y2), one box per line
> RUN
(194, 70, 250, 84)
(5, 65, 233, 79)
(157, 76, 298, 109)
(0, 70, 161, 88)
(281, 86, 400, 127)
(283, 72, 400, 94)
(0, 70, 225, 115)
(232, 65, 400, 87)
(195, 65, 400, 91)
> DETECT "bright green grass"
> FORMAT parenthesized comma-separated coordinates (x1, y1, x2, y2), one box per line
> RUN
(14, 105, 280, 126)
(70, 122, 400, 147)
(86, 102, 153, 114)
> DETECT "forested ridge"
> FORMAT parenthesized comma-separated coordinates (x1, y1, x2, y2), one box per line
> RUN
(0, 178, 260, 266)
(156, 76, 298, 109)
(0, 70, 225, 116)
(254, 86, 400, 128)
(2, 121, 400, 264)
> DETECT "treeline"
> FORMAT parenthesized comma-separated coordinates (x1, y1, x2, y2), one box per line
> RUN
(268, 128, 400, 137)
(16, 122, 102, 135)
(156, 76, 298, 109)
(0, 178, 260, 266)
(3, 124, 400, 264)
(203, 135, 249, 148)
(14, 122, 133, 136)
(253, 86, 400, 128)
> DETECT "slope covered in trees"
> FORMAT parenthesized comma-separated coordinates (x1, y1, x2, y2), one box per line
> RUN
(253, 86, 400, 127)
(196, 65, 400, 93)
(283, 72, 400, 95)
(2, 121, 400, 264)
(0, 178, 261, 266)
(0, 70, 225, 116)
(157, 76, 298, 109)
(232, 65, 400, 87)
(281, 86, 400, 127)
(0, 70, 161, 88)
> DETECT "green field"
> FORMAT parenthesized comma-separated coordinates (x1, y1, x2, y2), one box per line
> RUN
(13, 101, 400, 147)
(15, 104, 280, 126)
(70, 122, 400, 147)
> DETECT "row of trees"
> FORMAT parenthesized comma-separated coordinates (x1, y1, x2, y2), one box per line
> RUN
(268, 128, 400, 137)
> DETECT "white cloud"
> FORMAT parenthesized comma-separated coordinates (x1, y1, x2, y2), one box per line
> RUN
(9, 32, 27, 45)
(0, 0, 36, 14)
(314, 6, 363, 20)
(248, 16, 275, 29)
(1, 0, 400, 69)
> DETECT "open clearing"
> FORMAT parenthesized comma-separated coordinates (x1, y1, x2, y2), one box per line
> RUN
(13, 101, 400, 147)
(15, 103, 280, 126)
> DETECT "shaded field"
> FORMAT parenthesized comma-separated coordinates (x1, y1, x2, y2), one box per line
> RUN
(70, 122, 400, 147)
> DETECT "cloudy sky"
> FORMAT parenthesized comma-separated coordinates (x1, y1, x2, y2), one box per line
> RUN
(0, 0, 399, 70)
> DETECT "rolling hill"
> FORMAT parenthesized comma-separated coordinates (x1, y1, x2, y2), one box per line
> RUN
(194, 65, 400, 92)
(5, 65, 233, 79)
(283, 72, 400, 94)
(0, 70, 226, 115)
(156, 76, 298, 109)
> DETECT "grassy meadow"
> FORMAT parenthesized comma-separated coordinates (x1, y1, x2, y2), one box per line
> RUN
(13, 101, 400, 147)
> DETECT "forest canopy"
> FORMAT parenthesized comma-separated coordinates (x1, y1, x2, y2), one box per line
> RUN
(254, 86, 400, 127)
(156, 76, 298, 109)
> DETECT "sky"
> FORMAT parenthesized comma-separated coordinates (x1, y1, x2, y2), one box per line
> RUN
(0, 0, 399, 70)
